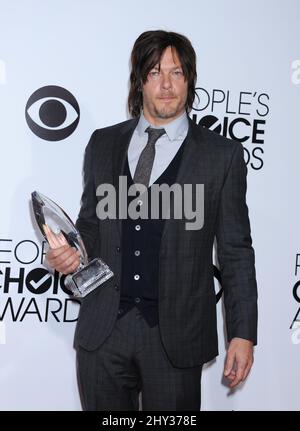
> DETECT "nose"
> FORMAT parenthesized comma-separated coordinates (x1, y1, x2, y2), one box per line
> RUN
(161, 73, 172, 90)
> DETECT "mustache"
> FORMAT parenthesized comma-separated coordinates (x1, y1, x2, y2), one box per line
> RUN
(158, 94, 176, 98)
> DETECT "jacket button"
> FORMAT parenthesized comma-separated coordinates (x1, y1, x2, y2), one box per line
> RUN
(116, 246, 121, 252)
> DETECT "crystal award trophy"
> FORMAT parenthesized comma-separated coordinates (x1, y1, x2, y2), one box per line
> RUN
(31, 191, 113, 298)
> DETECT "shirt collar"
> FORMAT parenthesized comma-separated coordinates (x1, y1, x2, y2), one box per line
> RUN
(136, 111, 189, 141)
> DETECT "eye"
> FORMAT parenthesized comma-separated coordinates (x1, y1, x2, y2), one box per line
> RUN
(25, 85, 80, 141)
(148, 70, 160, 79)
(172, 70, 183, 78)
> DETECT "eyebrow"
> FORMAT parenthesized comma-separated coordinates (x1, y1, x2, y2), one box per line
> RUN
(151, 65, 183, 71)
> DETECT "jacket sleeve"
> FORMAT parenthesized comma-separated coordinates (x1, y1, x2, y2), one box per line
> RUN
(215, 142, 258, 345)
(75, 130, 99, 260)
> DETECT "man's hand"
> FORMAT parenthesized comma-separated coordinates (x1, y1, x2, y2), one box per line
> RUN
(44, 224, 81, 275)
(224, 337, 254, 388)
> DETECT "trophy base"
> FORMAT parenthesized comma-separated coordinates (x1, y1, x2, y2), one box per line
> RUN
(64, 258, 114, 298)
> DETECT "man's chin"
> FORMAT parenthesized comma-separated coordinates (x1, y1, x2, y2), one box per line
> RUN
(155, 109, 179, 120)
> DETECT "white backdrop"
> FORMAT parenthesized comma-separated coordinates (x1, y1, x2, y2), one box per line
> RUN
(0, 0, 299, 410)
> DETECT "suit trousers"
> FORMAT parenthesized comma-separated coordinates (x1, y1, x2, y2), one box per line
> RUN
(76, 307, 202, 411)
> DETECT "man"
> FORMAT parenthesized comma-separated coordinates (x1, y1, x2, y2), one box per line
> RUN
(46, 30, 257, 411)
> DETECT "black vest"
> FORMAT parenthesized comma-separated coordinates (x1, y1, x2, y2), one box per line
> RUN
(118, 140, 186, 326)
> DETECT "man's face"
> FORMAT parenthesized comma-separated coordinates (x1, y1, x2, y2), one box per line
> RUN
(142, 46, 188, 126)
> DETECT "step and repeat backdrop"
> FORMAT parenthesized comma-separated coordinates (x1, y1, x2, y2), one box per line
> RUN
(0, 0, 299, 410)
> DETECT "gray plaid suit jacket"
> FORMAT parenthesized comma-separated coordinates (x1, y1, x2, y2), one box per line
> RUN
(74, 117, 257, 368)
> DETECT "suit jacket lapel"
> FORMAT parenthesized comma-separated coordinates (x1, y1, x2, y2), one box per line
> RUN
(161, 118, 206, 242)
(112, 118, 138, 238)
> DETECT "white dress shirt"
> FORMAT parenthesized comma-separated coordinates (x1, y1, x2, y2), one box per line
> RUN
(128, 111, 189, 186)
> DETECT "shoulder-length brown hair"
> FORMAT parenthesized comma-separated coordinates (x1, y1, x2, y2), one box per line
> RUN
(128, 30, 197, 118)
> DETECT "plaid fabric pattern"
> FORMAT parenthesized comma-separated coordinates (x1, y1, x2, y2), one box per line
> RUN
(77, 307, 202, 411)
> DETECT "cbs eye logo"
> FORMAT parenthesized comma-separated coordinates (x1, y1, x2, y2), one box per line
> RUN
(25, 85, 80, 141)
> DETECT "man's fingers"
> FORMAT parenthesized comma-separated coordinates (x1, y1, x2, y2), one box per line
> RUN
(229, 358, 251, 388)
(58, 259, 80, 275)
(229, 365, 244, 388)
(61, 250, 80, 269)
(43, 224, 57, 248)
(224, 353, 235, 377)
(242, 359, 253, 381)
(46, 245, 70, 263)
(226, 370, 236, 381)
(225, 338, 254, 388)
(44, 224, 62, 249)
(57, 232, 69, 246)
(47, 246, 80, 275)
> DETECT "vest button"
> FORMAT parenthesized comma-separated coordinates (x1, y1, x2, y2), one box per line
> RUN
(134, 297, 141, 303)
(134, 274, 140, 281)
(134, 250, 140, 256)
(114, 284, 119, 291)
(135, 224, 141, 231)
(116, 246, 121, 252)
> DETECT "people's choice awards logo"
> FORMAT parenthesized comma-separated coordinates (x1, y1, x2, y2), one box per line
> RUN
(192, 87, 270, 171)
(25, 85, 80, 141)
(0, 238, 80, 327)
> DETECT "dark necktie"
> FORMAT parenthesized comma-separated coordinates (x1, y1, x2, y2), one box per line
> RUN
(133, 126, 166, 187)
